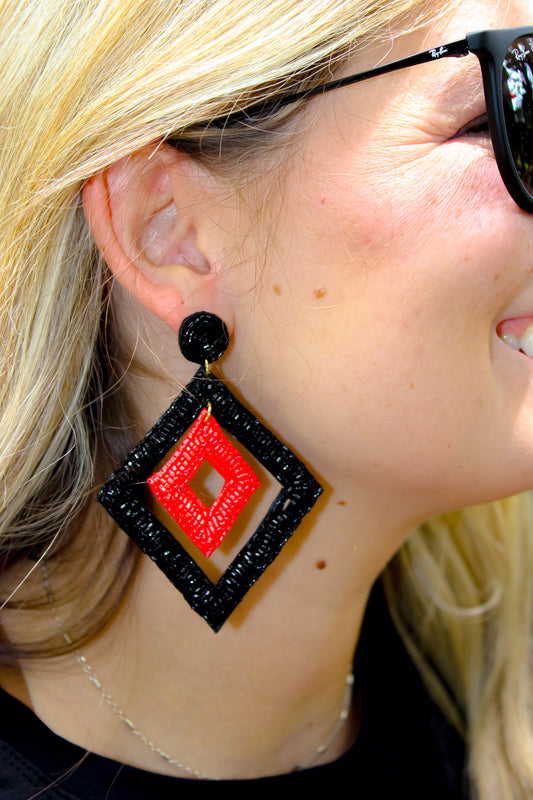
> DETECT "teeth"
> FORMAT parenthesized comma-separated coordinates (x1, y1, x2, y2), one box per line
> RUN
(501, 331, 521, 350)
(520, 324, 533, 356)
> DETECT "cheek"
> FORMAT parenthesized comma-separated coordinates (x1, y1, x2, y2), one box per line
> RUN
(231, 137, 529, 512)
(326, 147, 503, 261)
(252, 146, 502, 395)
(295, 150, 503, 339)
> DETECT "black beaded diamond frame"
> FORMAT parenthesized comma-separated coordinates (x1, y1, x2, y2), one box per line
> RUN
(98, 342, 323, 632)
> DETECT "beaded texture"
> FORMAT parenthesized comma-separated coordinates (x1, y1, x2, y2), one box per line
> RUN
(98, 366, 323, 631)
(147, 407, 261, 558)
(98, 312, 323, 631)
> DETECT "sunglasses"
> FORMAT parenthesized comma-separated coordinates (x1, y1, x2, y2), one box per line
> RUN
(247, 27, 533, 213)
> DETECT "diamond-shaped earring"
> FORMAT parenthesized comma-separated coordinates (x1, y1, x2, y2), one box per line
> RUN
(98, 312, 323, 631)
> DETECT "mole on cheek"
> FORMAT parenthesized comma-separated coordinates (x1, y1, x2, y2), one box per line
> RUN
(316, 560, 327, 570)
(313, 288, 327, 299)
(273, 284, 282, 296)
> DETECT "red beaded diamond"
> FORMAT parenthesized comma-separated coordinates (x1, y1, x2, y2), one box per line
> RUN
(147, 408, 260, 558)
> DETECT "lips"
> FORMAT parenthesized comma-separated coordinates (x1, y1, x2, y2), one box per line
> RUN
(497, 317, 533, 356)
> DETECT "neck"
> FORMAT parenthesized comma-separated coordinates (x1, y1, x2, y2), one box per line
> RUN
(5, 488, 417, 779)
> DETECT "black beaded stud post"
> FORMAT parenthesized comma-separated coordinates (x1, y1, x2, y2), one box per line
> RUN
(179, 312, 230, 365)
(98, 312, 323, 631)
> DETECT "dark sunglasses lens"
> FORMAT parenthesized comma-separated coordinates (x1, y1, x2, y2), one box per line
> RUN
(503, 35, 533, 198)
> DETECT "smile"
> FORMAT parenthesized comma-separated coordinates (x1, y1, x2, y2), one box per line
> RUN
(498, 318, 533, 356)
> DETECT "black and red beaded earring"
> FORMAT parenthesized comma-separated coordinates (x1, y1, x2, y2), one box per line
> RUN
(98, 312, 323, 631)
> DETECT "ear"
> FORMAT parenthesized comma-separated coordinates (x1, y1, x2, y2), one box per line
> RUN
(82, 143, 233, 333)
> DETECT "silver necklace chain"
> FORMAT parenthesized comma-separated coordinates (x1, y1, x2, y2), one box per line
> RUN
(42, 564, 354, 780)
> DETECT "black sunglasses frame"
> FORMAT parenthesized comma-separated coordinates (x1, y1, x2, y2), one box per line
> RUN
(242, 26, 533, 213)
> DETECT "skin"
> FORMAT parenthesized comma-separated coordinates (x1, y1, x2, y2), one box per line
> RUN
(233, 0, 533, 522)
(4, 0, 533, 781)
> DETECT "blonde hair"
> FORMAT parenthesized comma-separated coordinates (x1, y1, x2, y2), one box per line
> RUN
(1, 1, 531, 798)
(383, 494, 533, 799)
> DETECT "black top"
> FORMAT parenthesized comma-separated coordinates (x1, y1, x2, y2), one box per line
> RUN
(0, 587, 467, 799)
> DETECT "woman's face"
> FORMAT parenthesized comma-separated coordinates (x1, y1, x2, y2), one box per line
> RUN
(216, 0, 533, 524)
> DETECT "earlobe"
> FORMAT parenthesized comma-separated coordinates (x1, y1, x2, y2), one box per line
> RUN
(82, 144, 230, 333)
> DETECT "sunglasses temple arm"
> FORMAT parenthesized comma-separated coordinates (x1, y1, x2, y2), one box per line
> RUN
(277, 38, 471, 106)
(200, 38, 471, 128)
